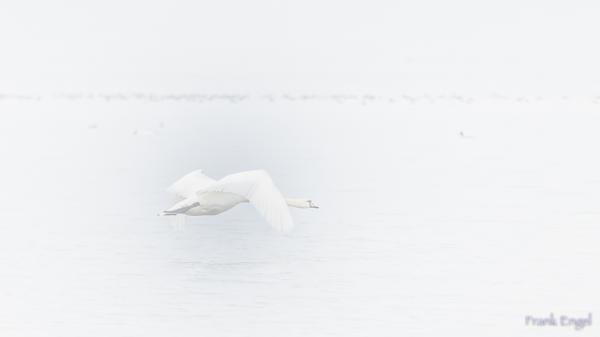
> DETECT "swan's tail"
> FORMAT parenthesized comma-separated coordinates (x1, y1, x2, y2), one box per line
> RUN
(158, 211, 177, 216)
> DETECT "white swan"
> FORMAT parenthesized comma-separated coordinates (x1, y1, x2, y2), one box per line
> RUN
(160, 169, 318, 232)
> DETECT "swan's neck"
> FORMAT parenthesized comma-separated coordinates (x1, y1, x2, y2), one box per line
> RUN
(285, 198, 310, 208)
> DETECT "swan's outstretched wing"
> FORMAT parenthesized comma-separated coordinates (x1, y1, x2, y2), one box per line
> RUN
(197, 170, 294, 232)
(167, 169, 216, 199)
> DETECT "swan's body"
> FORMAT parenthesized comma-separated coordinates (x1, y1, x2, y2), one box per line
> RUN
(161, 169, 317, 232)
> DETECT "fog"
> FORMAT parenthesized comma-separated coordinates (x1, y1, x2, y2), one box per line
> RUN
(1, 1, 599, 336)
(1, 0, 599, 93)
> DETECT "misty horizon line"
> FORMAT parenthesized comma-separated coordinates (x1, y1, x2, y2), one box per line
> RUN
(1, 92, 600, 105)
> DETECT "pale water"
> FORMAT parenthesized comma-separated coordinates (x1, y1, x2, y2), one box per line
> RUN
(0, 96, 598, 336)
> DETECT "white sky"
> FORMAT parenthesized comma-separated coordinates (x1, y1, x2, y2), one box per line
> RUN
(0, 0, 599, 93)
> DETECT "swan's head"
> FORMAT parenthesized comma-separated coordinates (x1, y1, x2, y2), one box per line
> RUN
(307, 200, 319, 208)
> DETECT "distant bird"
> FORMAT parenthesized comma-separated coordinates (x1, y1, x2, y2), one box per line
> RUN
(459, 131, 474, 139)
(160, 170, 318, 232)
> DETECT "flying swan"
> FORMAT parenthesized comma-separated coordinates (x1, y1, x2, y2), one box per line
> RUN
(160, 169, 318, 232)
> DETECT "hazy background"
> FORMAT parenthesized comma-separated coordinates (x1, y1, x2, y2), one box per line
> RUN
(1, 1, 600, 336)
(1, 0, 599, 93)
